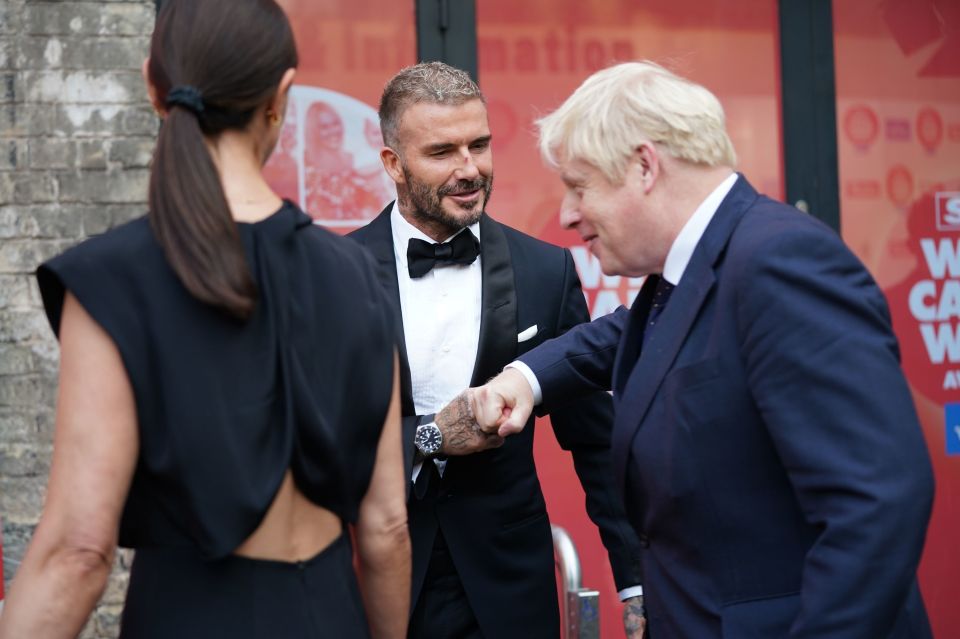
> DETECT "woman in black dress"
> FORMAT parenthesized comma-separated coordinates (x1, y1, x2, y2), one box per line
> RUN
(0, 1, 410, 637)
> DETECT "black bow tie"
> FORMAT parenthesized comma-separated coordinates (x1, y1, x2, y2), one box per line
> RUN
(407, 230, 480, 278)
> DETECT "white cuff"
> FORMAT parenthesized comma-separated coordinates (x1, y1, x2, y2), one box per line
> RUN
(504, 361, 543, 405)
(618, 585, 644, 601)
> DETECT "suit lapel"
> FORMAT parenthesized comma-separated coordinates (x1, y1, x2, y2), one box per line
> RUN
(470, 214, 518, 386)
(612, 275, 658, 399)
(611, 176, 760, 489)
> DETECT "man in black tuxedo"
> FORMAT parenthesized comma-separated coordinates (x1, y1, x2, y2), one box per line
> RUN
(348, 62, 644, 639)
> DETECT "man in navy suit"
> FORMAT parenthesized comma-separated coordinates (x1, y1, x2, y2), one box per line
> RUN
(472, 61, 935, 638)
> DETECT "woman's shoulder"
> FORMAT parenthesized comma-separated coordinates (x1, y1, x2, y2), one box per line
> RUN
(51, 215, 159, 272)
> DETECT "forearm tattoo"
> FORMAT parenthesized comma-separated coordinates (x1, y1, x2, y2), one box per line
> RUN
(438, 390, 491, 455)
(623, 598, 646, 636)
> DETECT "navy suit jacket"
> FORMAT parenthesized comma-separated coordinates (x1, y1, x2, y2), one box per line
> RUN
(521, 176, 935, 638)
(349, 205, 642, 638)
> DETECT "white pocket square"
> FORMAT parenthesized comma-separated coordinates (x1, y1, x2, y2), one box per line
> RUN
(517, 325, 538, 343)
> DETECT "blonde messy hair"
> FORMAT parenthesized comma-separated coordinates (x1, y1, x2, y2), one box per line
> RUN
(536, 61, 736, 184)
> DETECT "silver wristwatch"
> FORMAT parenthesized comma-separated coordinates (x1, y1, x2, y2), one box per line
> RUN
(414, 422, 443, 457)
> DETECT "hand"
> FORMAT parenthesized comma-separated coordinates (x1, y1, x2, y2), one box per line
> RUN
(471, 368, 534, 437)
(436, 390, 504, 456)
(623, 596, 646, 639)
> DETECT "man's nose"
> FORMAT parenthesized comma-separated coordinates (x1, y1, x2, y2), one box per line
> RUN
(559, 194, 580, 229)
(455, 150, 481, 180)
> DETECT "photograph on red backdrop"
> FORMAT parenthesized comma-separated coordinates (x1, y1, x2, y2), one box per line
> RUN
(834, 0, 960, 636)
(266, 0, 415, 229)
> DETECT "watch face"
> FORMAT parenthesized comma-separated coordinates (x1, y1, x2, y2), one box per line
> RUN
(415, 424, 442, 455)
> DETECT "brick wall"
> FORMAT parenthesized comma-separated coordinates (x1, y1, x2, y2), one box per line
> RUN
(0, 1, 156, 636)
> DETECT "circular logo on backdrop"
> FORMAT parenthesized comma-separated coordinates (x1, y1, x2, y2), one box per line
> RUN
(887, 164, 915, 208)
(262, 85, 396, 229)
(916, 107, 944, 154)
(843, 105, 880, 150)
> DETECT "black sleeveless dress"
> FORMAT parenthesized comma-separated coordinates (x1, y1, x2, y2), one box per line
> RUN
(36, 202, 395, 638)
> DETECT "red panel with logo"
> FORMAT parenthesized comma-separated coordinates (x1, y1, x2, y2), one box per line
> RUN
(834, 1, 960, 635)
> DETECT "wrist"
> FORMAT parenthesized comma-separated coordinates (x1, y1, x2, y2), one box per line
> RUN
(414, 421, 443, 458)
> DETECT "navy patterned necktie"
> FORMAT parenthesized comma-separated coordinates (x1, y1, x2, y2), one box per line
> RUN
(642, 276, 675, 348)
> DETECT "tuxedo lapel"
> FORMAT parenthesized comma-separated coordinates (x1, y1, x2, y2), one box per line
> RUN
(470, 214, 518, 386)
(611, 176, 760, 490)
(351, 203, 415, 415)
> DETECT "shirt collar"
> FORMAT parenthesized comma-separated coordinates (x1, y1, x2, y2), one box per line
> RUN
(390, 200, 482, 268)
(662, 172, 739, 286)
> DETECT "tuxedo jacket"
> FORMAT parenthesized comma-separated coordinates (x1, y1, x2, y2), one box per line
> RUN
(349, 204, 642, 639)
(521, 176, 935, 638)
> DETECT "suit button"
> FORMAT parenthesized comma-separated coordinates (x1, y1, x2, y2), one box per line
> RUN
(638, 534, 650, 548)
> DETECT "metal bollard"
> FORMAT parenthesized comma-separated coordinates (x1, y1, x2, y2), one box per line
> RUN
(552, 525, 599, 639)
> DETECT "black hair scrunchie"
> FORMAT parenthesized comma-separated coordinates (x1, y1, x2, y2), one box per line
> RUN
(165, 85, 205, 115)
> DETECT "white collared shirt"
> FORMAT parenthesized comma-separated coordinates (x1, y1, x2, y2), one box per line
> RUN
(661, 172, 738, 285)
(390, 202, 482, 479)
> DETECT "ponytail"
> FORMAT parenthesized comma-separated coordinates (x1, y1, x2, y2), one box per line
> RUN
(149, 104, 257, 320)
(146, 0, 298, 320)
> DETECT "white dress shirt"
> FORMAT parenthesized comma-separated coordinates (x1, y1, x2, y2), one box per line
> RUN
(390, 202, 482, 480)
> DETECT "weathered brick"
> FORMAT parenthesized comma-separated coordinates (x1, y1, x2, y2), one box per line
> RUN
(0, 4, 22, 36)
(0, 344, 36, 375)
(0, 374, 57, 408)
(4, 203, 83, 238)
(25, 70, 142, 104)
(0, 38, 14, 69)
(77, 139, 109, 169)
(0, 474, 48, 522)
(58, 169, 149, 204)
(0, 72, 19, 103)
(0, 274, 35, 308)
(0, 407, 56, 443)
(29, 338, 60, 375)
(29, 137, 76, 170)
(0, 309, 50, 343)
(0, 443, 52, 477)
(121, 105, 159, 136)
(23, 4, 155, 38)
(56, 103, 131, 138)
(59, 37, 150, 71)
(109, 137, 153, 168)
(0, 138, 28, 171)
(13, 173, 58, 204)
(0, 239, 69, 273)
(79, 203, 146, 235)
(0, 103, 58, 137)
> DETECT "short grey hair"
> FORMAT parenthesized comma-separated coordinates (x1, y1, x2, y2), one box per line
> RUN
(379, 61, 484, 150)
(536, 61, 736, 184)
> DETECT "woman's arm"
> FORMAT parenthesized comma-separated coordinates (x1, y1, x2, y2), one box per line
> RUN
(0, 293, 138, 639)
(355, 354, 411, 639)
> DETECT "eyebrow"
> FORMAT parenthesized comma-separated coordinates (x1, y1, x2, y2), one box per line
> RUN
(561, 173, 584, 187)
(422, 135, 493, 154)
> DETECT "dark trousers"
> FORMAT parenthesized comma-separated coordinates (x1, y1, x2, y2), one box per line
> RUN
(408, 530, 483, 639)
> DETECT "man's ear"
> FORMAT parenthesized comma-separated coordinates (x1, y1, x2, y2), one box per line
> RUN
(142, 57, 165, 117)
(633, 141, 661, 194)
(380, 146, 405, 185)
